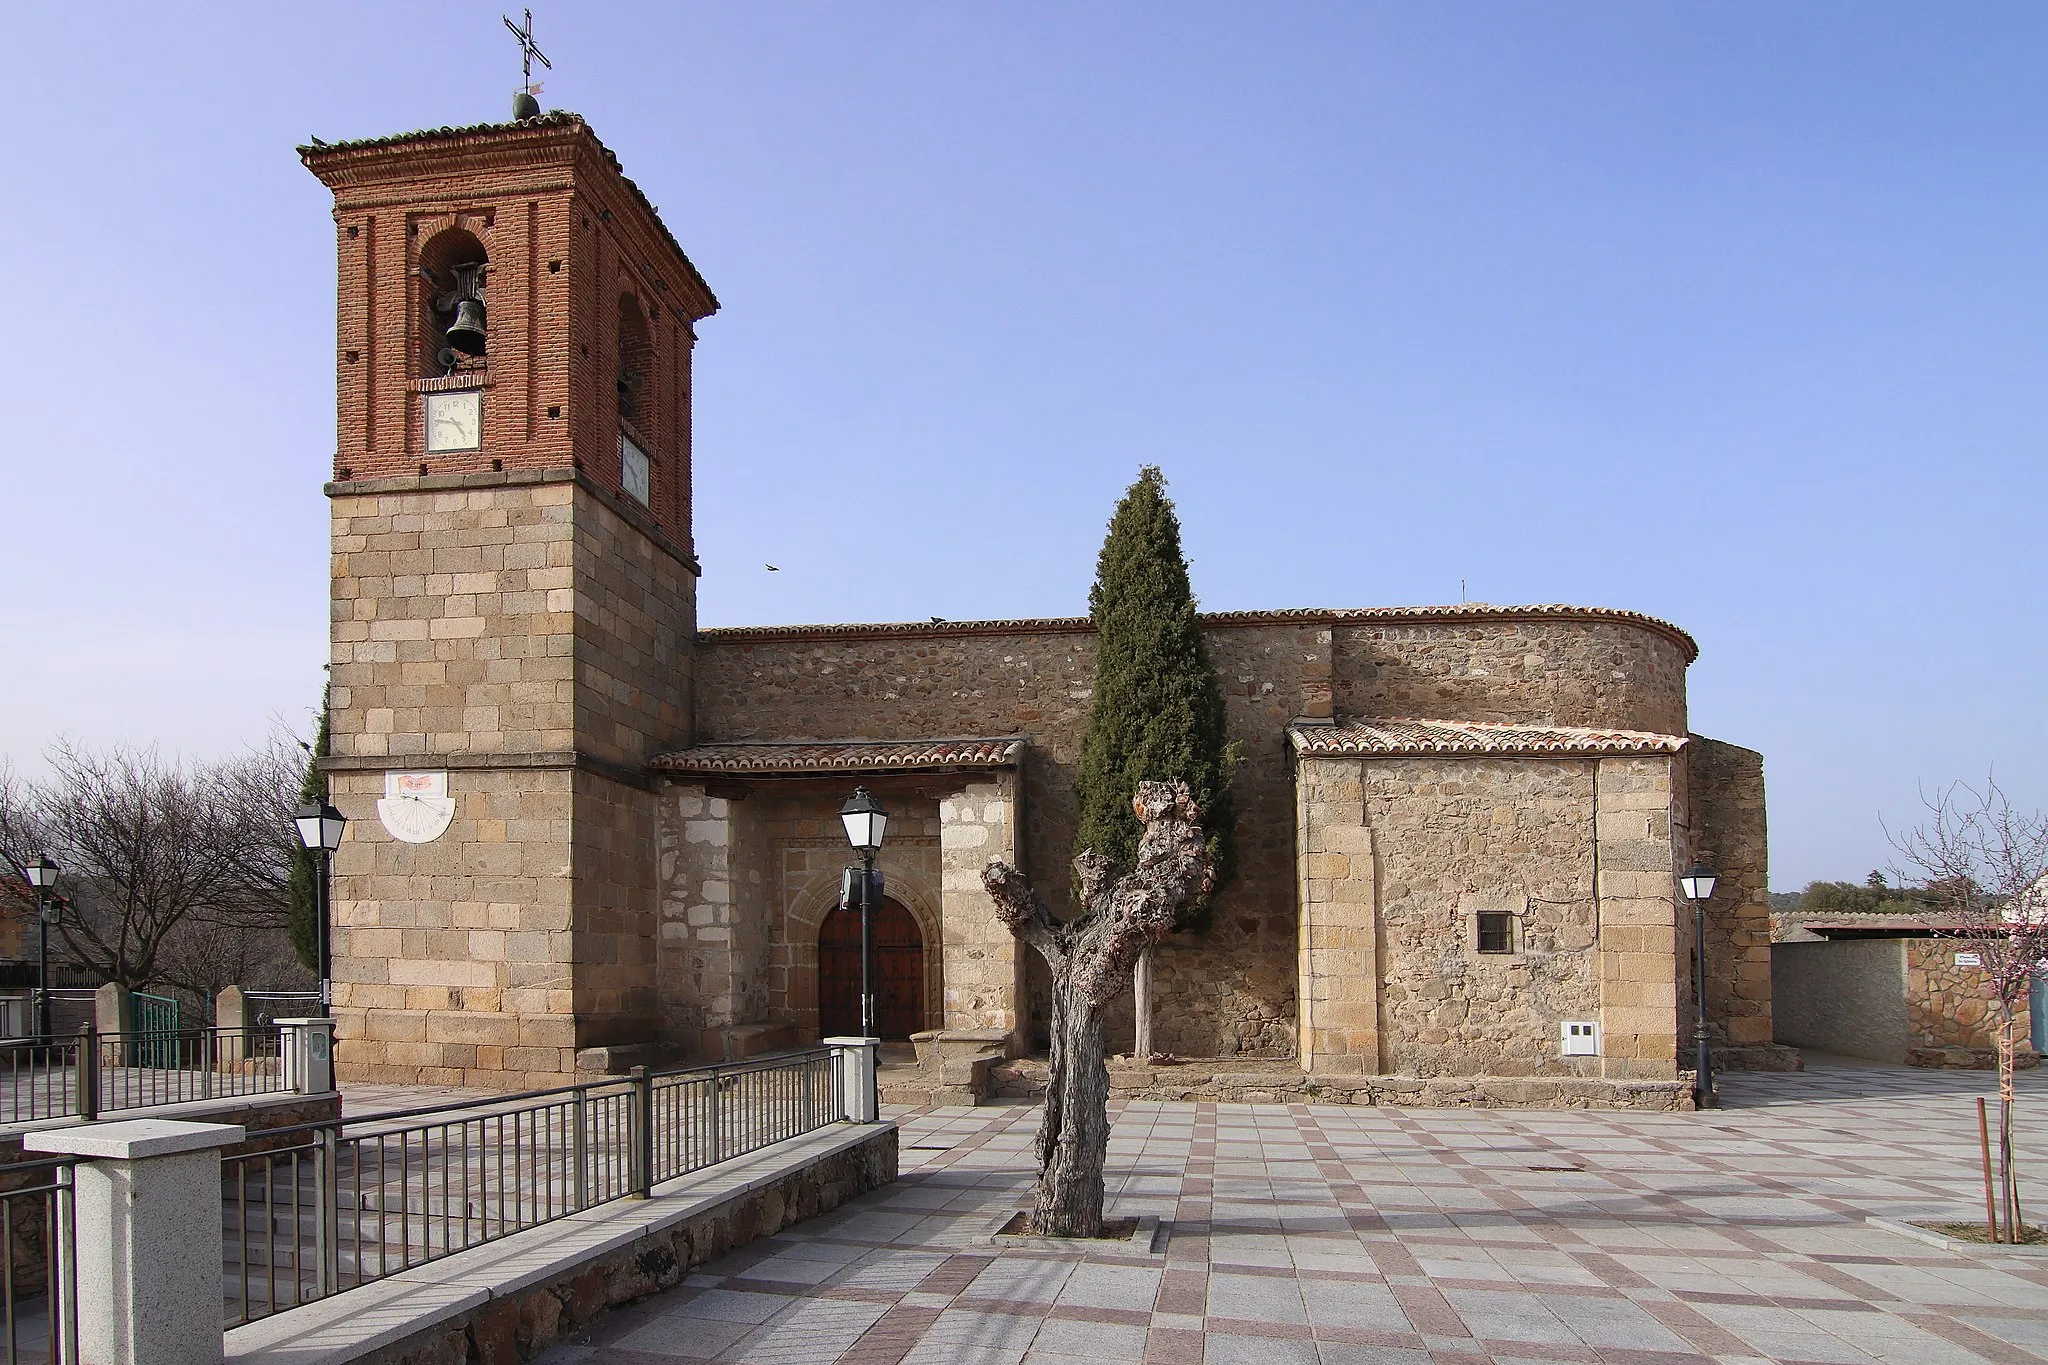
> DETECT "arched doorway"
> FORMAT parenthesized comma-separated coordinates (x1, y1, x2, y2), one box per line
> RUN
(818, 898, 924, 1039)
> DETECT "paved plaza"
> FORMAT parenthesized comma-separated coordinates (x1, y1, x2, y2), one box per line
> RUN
(519, 1058, 2048, 1365)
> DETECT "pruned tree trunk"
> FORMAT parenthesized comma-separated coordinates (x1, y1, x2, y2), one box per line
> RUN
(984, 780, 1212, 1238)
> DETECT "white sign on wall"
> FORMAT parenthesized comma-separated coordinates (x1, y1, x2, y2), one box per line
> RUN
(1955, 952, 1983, 968)
(377, 771, 456, 844)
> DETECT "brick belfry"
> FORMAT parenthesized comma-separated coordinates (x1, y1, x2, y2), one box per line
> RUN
(302, 111, 715, 1086)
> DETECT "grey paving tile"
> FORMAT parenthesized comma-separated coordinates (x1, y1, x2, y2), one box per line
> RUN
(1202, 1333, 1320, 1364)
(1028, 1316, 1149, 1361)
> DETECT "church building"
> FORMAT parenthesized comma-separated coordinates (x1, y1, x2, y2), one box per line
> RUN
(302, 112, 1772, 1101)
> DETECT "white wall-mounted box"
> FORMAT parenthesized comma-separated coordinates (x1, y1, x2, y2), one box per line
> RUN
(1561, 1020, 1600, 1056)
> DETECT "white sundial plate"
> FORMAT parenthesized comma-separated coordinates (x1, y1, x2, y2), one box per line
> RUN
(377, 771, 456, 844)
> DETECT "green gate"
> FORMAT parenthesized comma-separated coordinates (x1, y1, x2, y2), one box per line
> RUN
(134, 991, 179, 1067)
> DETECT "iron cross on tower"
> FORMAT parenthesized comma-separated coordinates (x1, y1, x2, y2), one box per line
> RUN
(504, 9, 552, 118)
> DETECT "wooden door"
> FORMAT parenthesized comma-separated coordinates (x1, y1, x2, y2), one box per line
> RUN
(818, 898, 924, 1039)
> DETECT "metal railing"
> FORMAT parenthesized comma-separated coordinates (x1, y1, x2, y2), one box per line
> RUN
(0, 1025, 286, 1126)
(243, 993, 321, 1027)
(222, 1048, 841, 1327)
(0, 1157, 77, 1365)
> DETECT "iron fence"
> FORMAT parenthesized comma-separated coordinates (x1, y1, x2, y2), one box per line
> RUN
(0, 1025, 286, 1126)
(0, 1156, 76, 1365)
(243, 993, 321, 1027)
(222, 1048, 841, 1327)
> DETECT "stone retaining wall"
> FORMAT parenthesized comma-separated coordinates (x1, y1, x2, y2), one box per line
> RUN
(987, 1057, 1690, 1111)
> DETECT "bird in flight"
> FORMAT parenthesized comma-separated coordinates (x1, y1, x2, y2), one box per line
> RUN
(765, 564, 780, 572)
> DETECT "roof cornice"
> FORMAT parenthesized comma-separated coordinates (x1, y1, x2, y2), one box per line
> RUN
(699, 604, 1699, 662)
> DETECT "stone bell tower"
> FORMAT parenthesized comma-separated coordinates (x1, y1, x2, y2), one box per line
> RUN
(303, 113, 717, 1087)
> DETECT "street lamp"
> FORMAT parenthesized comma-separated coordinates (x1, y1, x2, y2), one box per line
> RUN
(24, 856, 60, 1043)
(295, 800, 347, 1018)
(838, 788, 888, 1043)
(1679, 862, 1719, 1110)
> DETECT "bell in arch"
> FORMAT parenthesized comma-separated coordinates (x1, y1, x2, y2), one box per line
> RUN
(446, 299, 487, 356)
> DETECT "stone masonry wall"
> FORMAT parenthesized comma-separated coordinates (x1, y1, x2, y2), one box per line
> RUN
(694, 609, 1692, 1060)
(328, 480, 577, 763)
(571, 484, 696, 769)
(1365, 756, 1603, 1077)
(1907, 938, 2035, 1059)
(656, 782, 951, 1056)
(1594, 756, 1682, 1080)
(329, 766, 578, 1088)
(328, 478, 695, 1084)
(1688, 738, 1772, 1048)
(938, 776, 1025, 1038)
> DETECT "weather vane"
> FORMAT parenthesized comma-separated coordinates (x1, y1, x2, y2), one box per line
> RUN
(504, 9, 552, 119)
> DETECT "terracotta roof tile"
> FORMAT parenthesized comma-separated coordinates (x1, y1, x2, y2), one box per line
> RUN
(1288, 718, 1689, 758)
(649, 737, 1025, 776)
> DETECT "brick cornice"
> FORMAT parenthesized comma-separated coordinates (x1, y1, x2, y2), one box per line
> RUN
(325, 466, 701, 575)
(698, 604, 1700, 662)
(300, 113, 717, 320)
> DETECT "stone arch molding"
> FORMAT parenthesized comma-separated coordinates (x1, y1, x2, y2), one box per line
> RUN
(785, 857, 944, 1034)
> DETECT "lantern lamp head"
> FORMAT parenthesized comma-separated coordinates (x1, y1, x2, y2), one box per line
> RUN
(838, 787, 888, 853)
(24, 856, 58, 891)
(1679, 864, 1718, 903)
(296, 801, 348, 853)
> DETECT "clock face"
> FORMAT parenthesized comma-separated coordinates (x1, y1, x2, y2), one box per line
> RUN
(425, 391, 482, 452)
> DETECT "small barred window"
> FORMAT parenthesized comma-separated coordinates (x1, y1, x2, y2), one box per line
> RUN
(1476, 912, 1514, 955)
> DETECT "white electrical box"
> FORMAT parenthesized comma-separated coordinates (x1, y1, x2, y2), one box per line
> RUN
(1561, 1020, 1600, 1056)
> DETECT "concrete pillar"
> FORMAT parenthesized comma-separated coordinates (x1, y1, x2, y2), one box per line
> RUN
(937, 774, 1025, 1045)
(275, 1017, 338, 1094)
(25, 1119, 246, 1365)
(825, 1036, 879, 1123)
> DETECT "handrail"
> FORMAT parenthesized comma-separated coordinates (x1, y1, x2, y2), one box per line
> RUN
(221, 1045, 844, 1327)
(248, 1046, 838, 1141)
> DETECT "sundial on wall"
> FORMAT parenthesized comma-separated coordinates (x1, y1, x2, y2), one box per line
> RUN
(377, 771, 456, 843)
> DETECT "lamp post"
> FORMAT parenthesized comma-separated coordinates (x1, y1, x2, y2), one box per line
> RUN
(1679, 862, 1718, 1110)
(24, 856, 59, 1044)
(837, 788, 889, 1043)
(294, 800, 347, 1018)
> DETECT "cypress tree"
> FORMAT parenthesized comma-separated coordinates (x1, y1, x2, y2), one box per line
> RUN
(288, 689, 331, 971)
(1074, 467, 1236, 925)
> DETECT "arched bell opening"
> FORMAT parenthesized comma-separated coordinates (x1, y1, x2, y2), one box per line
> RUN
(817, 897, 924, 1040)
(616, 292, 653, 424)
(417, 228, 489, 374)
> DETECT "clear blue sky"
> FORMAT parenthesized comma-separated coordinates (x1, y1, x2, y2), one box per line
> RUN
(2, 3, 2042, 890)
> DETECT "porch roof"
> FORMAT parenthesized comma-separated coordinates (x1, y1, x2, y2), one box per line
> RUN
(1288, 718, 1689, 758)
(649, 737, 1025, 777)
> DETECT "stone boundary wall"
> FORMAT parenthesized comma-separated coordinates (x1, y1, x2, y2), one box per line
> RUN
(1907, 939, 2035, 1066)
(987, 1058, 1690, 1112)
(229, 1122, 897, 1365)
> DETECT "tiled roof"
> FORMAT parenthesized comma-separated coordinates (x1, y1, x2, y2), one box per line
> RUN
(649, 738, 1025, 776)
(299, 110, 587, 155)
(1288, 718, 1689, 758)
(698, 604, 1697, 661)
